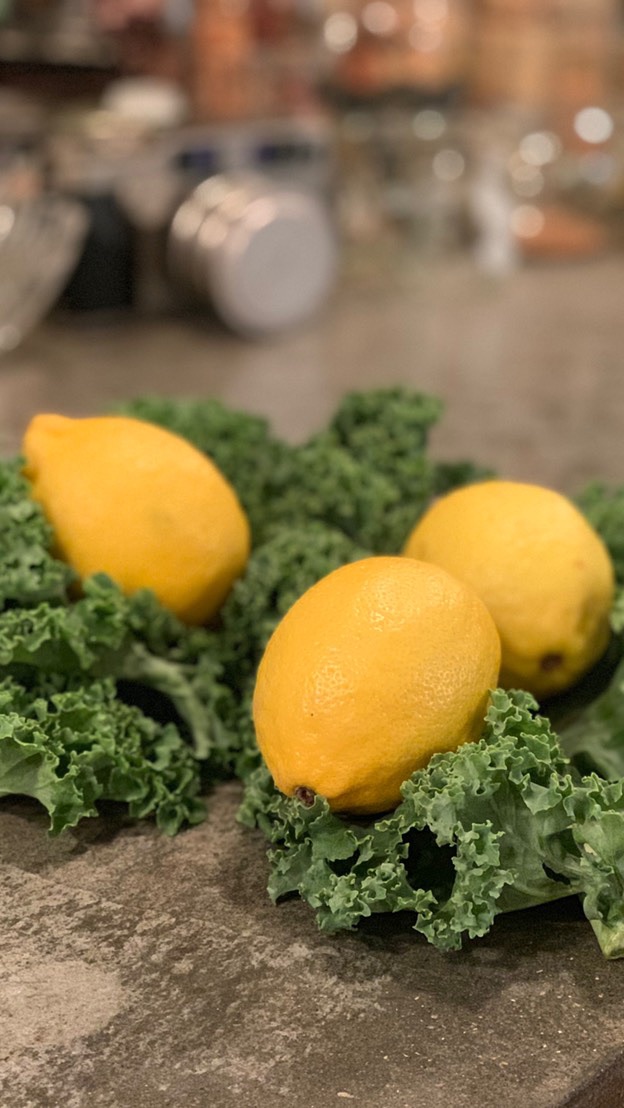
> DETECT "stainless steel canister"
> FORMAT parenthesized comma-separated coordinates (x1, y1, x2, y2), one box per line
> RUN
(167, 173, 337, 336)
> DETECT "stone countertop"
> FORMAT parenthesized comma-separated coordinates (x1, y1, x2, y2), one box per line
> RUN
(2, 256, 624, 1108)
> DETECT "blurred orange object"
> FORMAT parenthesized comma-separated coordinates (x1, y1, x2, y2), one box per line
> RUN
(513, 203, 608, 261)
(192, 0, 261, 120)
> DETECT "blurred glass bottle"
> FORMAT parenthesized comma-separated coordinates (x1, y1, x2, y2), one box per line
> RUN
(319, 0, 474, 277)
(322, 0, 472, 108)
(191, 0, 326, 121)
(192, 0, 259, 121)
(468, 0, 619, 261)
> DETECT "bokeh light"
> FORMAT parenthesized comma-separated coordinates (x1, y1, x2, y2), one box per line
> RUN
(510, 163, 544, 199)
(433, 149, 465, 182)
(573, 107, 614, 145)
(409, 24, 443, 51)
(510, 205, 545, 239)
(362, 1, 399, 35)
(323, 11, 358, 53)
(413, 0, 448, 23)
(518, 131, 561, 167)
(0, 206, 16, 240)
(412, 109, 447, 140)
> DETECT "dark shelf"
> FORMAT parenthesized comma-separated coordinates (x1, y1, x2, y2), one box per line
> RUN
(0, 54, 119, 102)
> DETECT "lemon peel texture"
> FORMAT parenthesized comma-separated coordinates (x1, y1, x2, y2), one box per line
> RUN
(404, 479, 615, 698)
(23, 413, 250, 625)
(253, 555, 501, 815)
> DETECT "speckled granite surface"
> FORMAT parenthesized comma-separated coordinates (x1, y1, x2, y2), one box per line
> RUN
(2, 256, 624, 1108)
(3, 783, 624, 1108)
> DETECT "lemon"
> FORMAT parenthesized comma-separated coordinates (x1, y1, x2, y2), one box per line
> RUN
(23, 414, 250, 625)
(404, 480, 614, 698)
(252, 556, 501, 815)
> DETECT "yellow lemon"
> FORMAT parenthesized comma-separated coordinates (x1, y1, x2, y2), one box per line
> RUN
(23, 414, 250, 625)
(404, 480, 614, 698)
(252, 556, 501, 815)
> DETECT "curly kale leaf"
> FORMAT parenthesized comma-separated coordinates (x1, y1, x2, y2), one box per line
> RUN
(0, 674, 205, 835)
(241, 689, 624, 958)
(322, 388, 494, 498)
(258, 441, 402, 551)
(558, 656, 624, 781)
(304, 389, 494, 551)
(0, 575, 236, 768)
(0, 457, 74, 609)
(577, 482, 624, 585)
(315, 388, 443, 488)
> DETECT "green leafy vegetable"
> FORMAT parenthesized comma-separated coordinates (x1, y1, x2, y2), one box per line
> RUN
(260, 441, 403, 551)
(0, 457, 75, 607)
(0, 574, 235, 767)
(315, 388, 444, 478)
(558, 657, 624, 781)
(310, 388, 494, 550)
(0, 673, 204, 835)
(577, 482, 624, 584)
(241, 688, 624, 958)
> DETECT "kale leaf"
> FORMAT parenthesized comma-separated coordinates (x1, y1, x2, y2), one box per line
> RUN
(241, 689, 624, 959)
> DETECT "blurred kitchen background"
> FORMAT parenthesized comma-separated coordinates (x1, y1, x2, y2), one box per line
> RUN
(1, 0, 624, 349)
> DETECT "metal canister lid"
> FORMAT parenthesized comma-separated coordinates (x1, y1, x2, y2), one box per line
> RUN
(169, 174, 337, 335)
